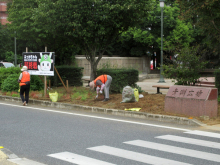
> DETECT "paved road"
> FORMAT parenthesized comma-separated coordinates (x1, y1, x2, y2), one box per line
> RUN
(1, 101, 220, 165)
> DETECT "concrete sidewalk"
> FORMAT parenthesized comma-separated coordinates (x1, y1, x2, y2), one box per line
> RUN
(0, 147, 45, 165)
(0, 149, 17, 165)
(136, 78, 175, 94)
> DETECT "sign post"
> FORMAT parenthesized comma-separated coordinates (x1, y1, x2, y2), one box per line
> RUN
(44, 47, 47, 97)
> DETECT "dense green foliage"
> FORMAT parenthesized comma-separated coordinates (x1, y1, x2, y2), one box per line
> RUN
(163, 46, 207, 85)
(0, 24, 14, 62)
(97, 69, 139, 93)
(7, 0, 76, 65)
(0, 67, 44, 92)
(115, 2, 194, 58)
(3, 0, 220, 79)
(7, 0, 154, 80)
(0, 67, 20, 86)
(1, 73, 20, 92)
(30, 75, 44, 91)
(49, 66, 83, 87)
(177, 0, 220, 63)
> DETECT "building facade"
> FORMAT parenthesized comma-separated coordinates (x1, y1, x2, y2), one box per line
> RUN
(0, 2, 9, 25)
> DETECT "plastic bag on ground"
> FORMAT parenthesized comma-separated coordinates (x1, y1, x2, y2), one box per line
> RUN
(121, 86, 136, 103)
(124, 108, 141, 111)
(134, 88, 139, 102)
(49, 92, 58, 102)
(139, 94, 144, 98)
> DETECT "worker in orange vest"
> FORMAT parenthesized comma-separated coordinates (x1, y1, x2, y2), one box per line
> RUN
(18, 66, 30, 106)
(89, 74, 112, 102)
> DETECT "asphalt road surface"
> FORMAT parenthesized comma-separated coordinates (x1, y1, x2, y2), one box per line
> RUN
(0, 101, 220, 165)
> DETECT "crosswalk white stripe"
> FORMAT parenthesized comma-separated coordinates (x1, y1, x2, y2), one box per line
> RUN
(48, 152, 115, 165)
(88, 145, 192, 165)
(184, 130, 220, 138)
(156, 135, 220, 149)
(124, 140, 220, 162)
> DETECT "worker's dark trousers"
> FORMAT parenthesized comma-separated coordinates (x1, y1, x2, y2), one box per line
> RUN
(20, 84, 30, 104)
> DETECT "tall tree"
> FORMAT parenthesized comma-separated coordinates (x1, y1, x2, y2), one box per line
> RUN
(0, 24, 13, 61)
(7, 0, 42, 49)
(7, 0, 76, 65)
(113, 1, 194, 68)
(177, 0, 220, 54)
(33, 0, 154, 80)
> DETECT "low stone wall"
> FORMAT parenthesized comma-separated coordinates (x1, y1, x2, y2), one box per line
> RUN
(75, 56, 151, 76)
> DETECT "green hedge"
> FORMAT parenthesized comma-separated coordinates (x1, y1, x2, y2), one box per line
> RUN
(1, 73, 43, 92)
(30, 75, 44, 91)
(0, 67, 20, 87)
(97, 69, 139, 93)
(49, 65, 84, 87)
(1, 74, 20, 92)
(214, 69, 220, 93)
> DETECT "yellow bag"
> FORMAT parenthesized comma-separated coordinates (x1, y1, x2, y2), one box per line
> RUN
(124, 108, 141, 111)
(18, 83, 20, 92)
(49, 92, 58, 102)
(134, 88, 139, 102)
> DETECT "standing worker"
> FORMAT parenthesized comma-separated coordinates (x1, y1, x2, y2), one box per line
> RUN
(89, 74, 112, 102)
(18, 66, 30, 106)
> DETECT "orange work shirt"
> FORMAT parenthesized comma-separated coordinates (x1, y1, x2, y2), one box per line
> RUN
(94, 75, 107, 87)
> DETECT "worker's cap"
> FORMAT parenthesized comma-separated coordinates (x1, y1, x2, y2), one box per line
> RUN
(21, 66, 28, 71)
(89, 81, 95, 89)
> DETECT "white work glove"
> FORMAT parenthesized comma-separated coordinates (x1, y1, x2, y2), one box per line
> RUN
(100, 90, 103, 94)
(95, 95, 98, 99)
(96, 87, 100, 95)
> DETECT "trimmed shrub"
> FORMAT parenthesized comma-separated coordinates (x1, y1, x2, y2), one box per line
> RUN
(97, 69, 139, 93)
(1, 74, 20, 92)
(1, 73, 44, 92)
(163, 46, 207, 85)
(30, 75, 44, 91)
(0, 67, 20, 87)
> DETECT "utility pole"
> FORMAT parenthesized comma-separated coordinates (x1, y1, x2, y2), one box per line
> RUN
(14, 31, 17, 66)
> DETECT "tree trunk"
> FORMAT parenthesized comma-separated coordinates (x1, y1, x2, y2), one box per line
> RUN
(85, 48, 104, 81)
(90, 61, 98, 81)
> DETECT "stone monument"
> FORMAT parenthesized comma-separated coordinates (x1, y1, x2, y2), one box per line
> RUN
(164, 85, 218, 117)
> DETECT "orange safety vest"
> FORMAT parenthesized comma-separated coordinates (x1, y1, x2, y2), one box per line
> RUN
(94, 75, 107, 87)
(20, 71, 30, 86)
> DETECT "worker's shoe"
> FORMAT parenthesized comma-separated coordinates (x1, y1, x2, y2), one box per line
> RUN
(23, 101, 26, 106)
(102, 98, 109, 102)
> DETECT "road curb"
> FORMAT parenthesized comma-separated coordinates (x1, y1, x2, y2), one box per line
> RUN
(0, 148, 46, 165)
(0, 95, 206, 126)
(0, 148, 18, 165)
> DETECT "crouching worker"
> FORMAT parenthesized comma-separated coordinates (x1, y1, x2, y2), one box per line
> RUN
(18, 66, 30, 106)
(89, 74, 112, 102)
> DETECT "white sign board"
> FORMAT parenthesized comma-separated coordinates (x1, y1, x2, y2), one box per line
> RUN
(22, 52, 55, 76)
